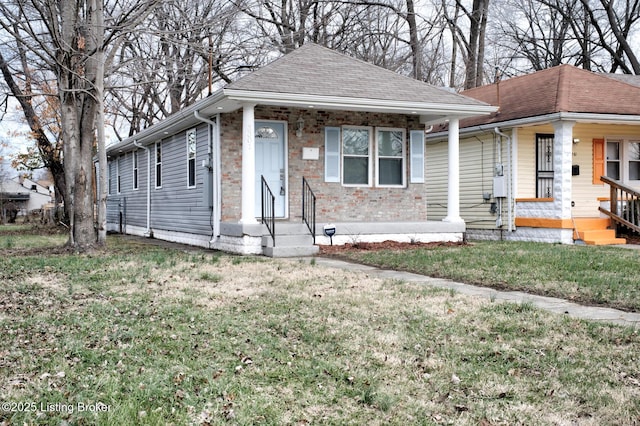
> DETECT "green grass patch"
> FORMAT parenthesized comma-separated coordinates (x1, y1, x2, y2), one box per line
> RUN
(1, 228, 640, 424)
(336, 241, 640, 312)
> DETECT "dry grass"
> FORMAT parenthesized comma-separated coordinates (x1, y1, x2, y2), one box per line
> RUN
(1, 232, 640, 424)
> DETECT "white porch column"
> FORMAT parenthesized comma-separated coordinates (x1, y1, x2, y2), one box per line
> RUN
(552, 120, 575, 219)
(240, 103, 258, 224)
(443, 118, 464, 223)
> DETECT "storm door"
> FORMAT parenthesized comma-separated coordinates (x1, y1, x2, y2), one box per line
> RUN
(536, 134, 554, 198)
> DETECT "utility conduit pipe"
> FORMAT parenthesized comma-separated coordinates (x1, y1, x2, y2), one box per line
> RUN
(494, 128, 513, 232)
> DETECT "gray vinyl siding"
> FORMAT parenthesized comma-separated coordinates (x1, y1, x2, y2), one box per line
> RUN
(106, 123, 214, 236)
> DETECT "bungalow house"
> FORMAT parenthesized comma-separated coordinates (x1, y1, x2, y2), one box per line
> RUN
(105, 43, 496, 256)
(426, 65, 640, 245)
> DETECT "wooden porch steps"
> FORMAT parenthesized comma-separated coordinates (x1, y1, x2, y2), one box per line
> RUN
(573, 218, 626, 246)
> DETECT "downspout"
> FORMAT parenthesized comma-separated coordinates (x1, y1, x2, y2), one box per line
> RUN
(494, 128, 513, 232)
(133, 141, 151, 236)
(193, 110, 220, 247)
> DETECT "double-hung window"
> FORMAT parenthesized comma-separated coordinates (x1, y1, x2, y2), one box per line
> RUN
(187, 129, 196, 188)
(342, 127, 372, 186)
(326, 126, 417, 187)
(376, 128, 405, 187)
(155, 142, 162, 188)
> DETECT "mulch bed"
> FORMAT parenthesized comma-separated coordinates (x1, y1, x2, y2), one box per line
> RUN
(318, 240, 466, 255)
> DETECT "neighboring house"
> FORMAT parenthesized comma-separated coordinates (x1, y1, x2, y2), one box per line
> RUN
(426, 65, 640, 245)
(0, 176, 53, 220)
(105, 43, 495, 256)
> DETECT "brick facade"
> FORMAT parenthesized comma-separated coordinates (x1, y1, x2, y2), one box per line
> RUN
(220, 106, 429, 223)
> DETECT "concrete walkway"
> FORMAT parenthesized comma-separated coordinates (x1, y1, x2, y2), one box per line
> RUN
(309, 257, 640, 328)
(119, 235, 640, 328)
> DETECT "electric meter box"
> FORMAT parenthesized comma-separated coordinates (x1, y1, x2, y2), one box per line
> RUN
(493, 176, 507, 198)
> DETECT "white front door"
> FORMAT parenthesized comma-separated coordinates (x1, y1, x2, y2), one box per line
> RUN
(255, 121, 286, 218)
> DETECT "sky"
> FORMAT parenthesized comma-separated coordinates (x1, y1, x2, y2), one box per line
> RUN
(0, 103, 33, 178)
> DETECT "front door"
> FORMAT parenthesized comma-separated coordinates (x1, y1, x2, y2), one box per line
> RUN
(255, 121, 286, 218)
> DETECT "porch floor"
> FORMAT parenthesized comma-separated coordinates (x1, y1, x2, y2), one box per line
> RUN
(574, 218, 626, 245)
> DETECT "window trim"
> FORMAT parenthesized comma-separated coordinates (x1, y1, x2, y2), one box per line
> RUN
(155, 142, 162, 189)
(186, 128, 197, 188)
(132, 150, 139, 191)
(341, 125, 373, 187)
(375, 127, 406, 188)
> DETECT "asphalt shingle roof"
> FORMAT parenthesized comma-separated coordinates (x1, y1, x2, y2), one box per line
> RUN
(459, 64, 640, 128)
(227, 43, 487, 107)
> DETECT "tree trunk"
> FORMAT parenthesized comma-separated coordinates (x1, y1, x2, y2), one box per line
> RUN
(406, 0, 421, 79)
(58, 0, 100, 250)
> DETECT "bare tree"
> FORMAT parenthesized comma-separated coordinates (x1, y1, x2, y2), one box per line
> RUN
(579, 0, 640, 73)
(494, 0, 585, 72)
(0, 0, 157, 250)
(107, 0, 242, 135)
(442, 0, 491, 88)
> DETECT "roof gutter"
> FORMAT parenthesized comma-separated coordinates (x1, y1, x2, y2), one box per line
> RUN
(224, 89, 498, 117)
(428, 111, 640, 139)
(107, 90, 227, 155)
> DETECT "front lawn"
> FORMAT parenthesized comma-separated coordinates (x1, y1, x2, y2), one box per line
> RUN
(1, 229, 639, 425)
(332, 240, 640, 312)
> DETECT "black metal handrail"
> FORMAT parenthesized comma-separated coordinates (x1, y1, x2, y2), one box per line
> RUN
(302, 177, 316, 244)
(261, 176, 276, 246)
(599, 175, 640, 234)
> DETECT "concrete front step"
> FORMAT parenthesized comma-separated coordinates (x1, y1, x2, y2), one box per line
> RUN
(263, 245, 319, 257)
(261, 223, 318, 257)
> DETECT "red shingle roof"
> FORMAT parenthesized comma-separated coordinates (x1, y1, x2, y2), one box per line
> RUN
(459, 64, 640, 128)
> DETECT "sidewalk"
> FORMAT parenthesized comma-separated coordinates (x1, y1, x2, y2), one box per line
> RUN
(119, 235, 640, 328)
(309, 257, 640, 328)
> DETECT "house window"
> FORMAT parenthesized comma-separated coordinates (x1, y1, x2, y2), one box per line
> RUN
(605, 139, 640, 183)
(326, 126, 417, 187)
(342, 127, 372, 186)
(155, 142, 162, 188)
(108, 162, 113, 195)
(628, 141, 640, 181)
(187, 129, 196, 188)
(536, 134, 554, 198)
(376, 128, 405, 187)
(116, 157, 121, 194)
(606, 141, 620, 180)
(132, 150, 139, 190)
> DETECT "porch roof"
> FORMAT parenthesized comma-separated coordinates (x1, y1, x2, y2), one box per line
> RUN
(108, 44, 495, 154)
